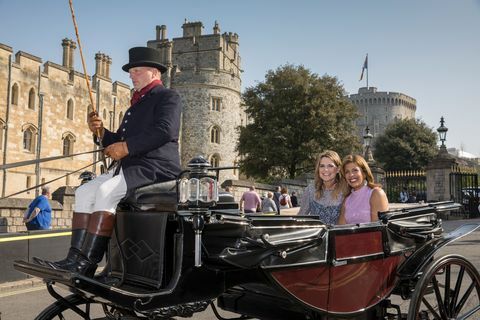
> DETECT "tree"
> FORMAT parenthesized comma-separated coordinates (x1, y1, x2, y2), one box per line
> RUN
(373, 118, 438, 171)
(237, 64, 360, 180)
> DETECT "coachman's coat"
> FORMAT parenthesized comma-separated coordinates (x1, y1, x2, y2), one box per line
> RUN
(100, 85, 182, 192)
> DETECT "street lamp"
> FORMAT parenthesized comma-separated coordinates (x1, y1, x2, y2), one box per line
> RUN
(436, 116, 448, 149)
(363, 126, 374, 162)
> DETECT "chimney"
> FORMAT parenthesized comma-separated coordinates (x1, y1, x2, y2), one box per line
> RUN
(101, 54, 107, 77)
(213, 21, 220, 35)
(62, 38, 70, 68)
(68, 40, 76, 70)
(105, 55, 112, 78)
(95, 52, 102, 76)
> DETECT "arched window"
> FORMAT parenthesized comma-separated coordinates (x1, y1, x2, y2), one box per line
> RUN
(210, 154, 220, 167)
(62, 132, 75, 156)
(103, 108, 107, 120)
(23, 126, 36, 152)
(28, 88, 36, 110)
(210, 126, 220, 144)
(66, 99, 74, 120)
(11, 83, 19, 105)
(118, 112, 124, 125)
(0, 120, 5, 150)
(233, 160, 238, 176)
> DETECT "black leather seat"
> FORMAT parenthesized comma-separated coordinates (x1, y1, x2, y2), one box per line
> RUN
(120, 180, 177, 212)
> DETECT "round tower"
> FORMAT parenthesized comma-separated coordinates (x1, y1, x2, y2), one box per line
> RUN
(147, 21, 244, 182)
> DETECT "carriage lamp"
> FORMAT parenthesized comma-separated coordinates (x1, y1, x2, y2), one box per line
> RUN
(178, 156, 219, 207)
(436, 116, 448, 148)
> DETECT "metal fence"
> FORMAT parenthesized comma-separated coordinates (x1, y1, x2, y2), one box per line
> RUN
(450, 167, 479, 218)
(385, 170, 427, 203)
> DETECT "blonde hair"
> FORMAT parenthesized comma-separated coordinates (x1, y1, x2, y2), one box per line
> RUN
(341, 154, 381, 191)
(314, 150, 348, 200)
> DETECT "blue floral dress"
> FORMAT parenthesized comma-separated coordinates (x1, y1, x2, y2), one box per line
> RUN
(297, 184, 344, 225)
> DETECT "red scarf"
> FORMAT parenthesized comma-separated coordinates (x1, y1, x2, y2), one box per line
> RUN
(130, 79, 162, 105)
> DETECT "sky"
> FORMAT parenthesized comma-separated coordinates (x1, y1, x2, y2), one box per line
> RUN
(0, 0, 479, 156)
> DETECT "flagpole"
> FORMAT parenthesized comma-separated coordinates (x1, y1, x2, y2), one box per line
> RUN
(366, 54, 369, 89)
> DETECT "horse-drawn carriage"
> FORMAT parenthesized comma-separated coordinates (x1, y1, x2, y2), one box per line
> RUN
(14, 157, 480, 319)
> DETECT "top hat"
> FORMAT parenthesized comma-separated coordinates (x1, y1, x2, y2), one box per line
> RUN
(122, 47, 167, 73)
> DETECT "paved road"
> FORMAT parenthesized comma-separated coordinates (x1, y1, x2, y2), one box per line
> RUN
(1, 218, 479, 320)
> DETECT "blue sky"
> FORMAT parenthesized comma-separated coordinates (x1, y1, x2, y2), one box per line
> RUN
(1, 0, 479, 155)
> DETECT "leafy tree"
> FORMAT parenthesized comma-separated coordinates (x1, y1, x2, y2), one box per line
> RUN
(237, 64, 360, 180)
(373, 118, 438, 171)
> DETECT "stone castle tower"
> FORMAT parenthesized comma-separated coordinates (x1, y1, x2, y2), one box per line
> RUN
(146, 20, 244, 182)
(348, 86, 416, 144)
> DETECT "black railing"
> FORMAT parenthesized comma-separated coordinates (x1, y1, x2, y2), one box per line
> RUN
(385, 170, 427, 203)
(450, 168, 479, 218)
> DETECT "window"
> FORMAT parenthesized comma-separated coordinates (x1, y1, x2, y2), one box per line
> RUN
(118, 112, 124, 125)
(62, 133, 75, 156)
(211, 97, 222, 111)
(11, 83, 19, 105)
(28, 88, 36, 110)
(210, 154, 220, 167)
(233, 160, 238, 176)
(103, 108, 107, 120)
(0, 120, 5, 150)
(26, 176, 32, 189)
(23, 126, 36, 152)
(210, 126, 220, 144)
(66, 99, 74, 120)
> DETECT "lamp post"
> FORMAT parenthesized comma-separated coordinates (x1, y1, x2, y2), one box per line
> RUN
(436, 116, 448, 154)
(363, 126, 374, 162)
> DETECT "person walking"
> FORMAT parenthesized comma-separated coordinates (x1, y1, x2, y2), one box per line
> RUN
(240, 186, 262, 214)
(37, 47, 182, 277)
(24, 186, 52, 230)
(261, 192, 278, 214)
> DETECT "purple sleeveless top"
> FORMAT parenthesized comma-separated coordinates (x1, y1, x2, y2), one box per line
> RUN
(344, 185, 373, 224)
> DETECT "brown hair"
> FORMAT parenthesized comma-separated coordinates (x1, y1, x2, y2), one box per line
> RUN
(314, 150, 348, 200)
(341, 154, 380, 190)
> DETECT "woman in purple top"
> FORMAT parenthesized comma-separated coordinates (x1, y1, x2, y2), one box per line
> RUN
(338, 154, 389, 224)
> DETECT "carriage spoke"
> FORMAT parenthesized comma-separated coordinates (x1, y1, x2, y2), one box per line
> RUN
(450, 265, 465, 313)
(443, 265, 451, 316)
(432, 275, 449, 318)
(421, 297, 442, 319)
(454, 281, 476, 316)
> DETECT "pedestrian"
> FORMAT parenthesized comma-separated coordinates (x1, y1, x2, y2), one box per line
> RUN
(399, 187, 409, 203)
(290, 191, 299, 207)
(37, 46, 182, 277)
(240, 186, 262, 214)
(298, 150, 348, 224)
(261, 192, 277, 214)
(279, 187, 293, 209)
(338, 154, 389, 224)
(24, 186, 52, 230)
(273, 186, 281, 215)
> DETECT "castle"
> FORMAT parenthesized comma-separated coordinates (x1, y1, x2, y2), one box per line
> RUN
(0, 20, 244, 198)
(348, 87, 416, 144)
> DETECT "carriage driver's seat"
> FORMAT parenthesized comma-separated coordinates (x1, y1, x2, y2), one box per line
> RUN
(107, 180, 178, 290)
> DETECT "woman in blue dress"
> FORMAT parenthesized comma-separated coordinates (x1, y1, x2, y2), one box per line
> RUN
(298, 150, 348, 224)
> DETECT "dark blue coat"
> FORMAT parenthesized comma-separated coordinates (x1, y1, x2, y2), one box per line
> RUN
(101, 85, 182, 192)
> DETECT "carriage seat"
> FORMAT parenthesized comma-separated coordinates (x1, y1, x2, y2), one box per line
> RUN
(119, 180, 177, 212)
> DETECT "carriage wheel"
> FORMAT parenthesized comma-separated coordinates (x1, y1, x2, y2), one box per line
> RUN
(34, 293, 142, 320)
(407, 254, 480, 320)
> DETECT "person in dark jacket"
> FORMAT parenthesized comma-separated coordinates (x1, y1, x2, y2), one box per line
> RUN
(39, 47, 182, 277)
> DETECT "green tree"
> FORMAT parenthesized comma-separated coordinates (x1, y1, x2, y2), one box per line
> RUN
(373, 118, 438, 171)
(237, 64, 360, 180)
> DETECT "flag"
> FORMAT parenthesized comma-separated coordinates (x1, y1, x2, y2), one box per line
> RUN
(359, 54, 368, 81)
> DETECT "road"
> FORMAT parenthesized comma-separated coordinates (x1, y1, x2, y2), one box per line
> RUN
(0, 218, 479, 320)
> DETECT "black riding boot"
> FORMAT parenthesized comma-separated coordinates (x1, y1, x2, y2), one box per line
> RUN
(65, 211, 115, 277)
(34, 212, 90, 268)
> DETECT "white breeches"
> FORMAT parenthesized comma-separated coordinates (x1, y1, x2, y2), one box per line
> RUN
(74, 168, 128, 214)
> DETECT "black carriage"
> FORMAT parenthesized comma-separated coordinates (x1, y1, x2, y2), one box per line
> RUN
(14, 157, 480, 319)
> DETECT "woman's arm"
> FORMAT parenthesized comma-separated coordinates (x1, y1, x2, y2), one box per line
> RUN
(337, 202, 347, 224)
(370, 187, 389, 222)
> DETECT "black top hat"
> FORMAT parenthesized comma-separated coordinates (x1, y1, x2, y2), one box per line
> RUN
(122, 47, 167, 73)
